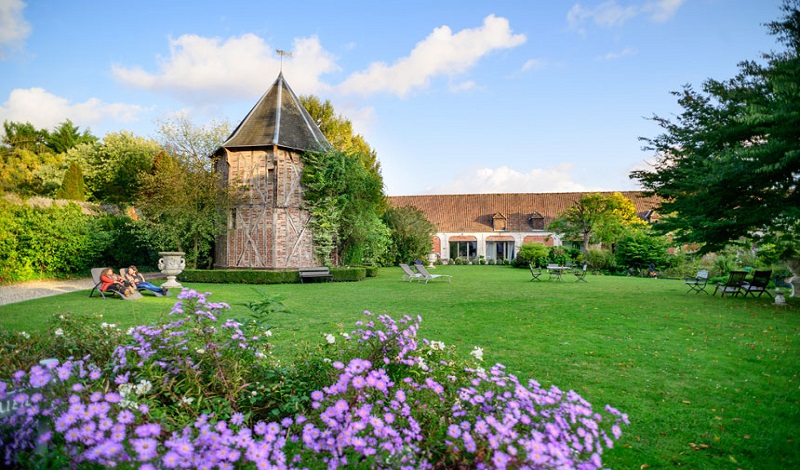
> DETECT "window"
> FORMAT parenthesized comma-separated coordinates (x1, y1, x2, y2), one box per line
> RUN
(492, 213, 507, 231)
(487, 241, 515, 261)
(450, 241, 477, 260)
(530, 213, 545, 231)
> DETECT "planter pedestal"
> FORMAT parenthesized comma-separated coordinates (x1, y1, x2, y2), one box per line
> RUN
(158, 252, 186, 288)
(788, 259, 800, 298)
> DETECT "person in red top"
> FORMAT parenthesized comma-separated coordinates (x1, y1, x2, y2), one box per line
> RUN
(100, 268, 132, 297)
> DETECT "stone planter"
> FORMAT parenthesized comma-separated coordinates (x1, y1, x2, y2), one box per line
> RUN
(788, 258, 800, 298)
(158, 251, 186, 288)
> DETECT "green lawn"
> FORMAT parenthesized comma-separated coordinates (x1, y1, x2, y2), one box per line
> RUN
(1, 265, 798, 469)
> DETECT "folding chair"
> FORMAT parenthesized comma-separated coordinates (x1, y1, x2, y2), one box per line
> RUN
(742, 270, 773, 299)
(684, 270, 709, 294)
(574, 264, 588, 283)
(713, 271, 747, 298)
(529, 264, 543, 281)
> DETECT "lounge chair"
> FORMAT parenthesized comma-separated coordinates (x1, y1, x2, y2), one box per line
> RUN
(529, 264, 542, 281)
(742, 270, 773, 299)
(574, 264, 588, 283)
(89, 268, 141, 300)
(121, 268, 167, 296)
(415, 264, 452, 284)
(684, 270, 710, 294)
(400, 263, 423, 282)
(713, 271, 747, 298)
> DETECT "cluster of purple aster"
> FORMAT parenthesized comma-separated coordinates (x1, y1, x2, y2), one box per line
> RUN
(0, 290, 628, 469)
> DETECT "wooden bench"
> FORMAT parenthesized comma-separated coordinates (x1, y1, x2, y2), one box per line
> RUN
(299, 267, 333, 283)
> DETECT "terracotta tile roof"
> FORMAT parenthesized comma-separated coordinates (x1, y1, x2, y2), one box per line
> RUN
(388, 191, 658, 233)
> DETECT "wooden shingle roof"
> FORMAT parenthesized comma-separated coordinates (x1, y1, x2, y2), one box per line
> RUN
(388, 191, 658, 232)
(218, 73, 330, 153)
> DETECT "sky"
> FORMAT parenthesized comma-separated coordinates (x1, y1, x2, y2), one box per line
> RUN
(0, 0, 786, 196)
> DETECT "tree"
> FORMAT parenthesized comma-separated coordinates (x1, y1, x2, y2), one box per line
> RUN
(299, 96, 391, 266)
(300, 95, 382, 178)
(0, 121, 59, 195)
(631, 0, 800, 260)
(155, 113, 230, 171)
(56, 161, 87, 201)
(548, 192, 645, 253)
(134, 152, 232, 269)
(45, 120, 97, 154)
(382, 206, 437, 265)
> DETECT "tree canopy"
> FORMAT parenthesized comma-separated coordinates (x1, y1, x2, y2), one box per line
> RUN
(631, 0, 800, 259)
(548, 192, 646, 252)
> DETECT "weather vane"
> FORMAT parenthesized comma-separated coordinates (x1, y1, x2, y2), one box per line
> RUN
(276, 49, 293, 72)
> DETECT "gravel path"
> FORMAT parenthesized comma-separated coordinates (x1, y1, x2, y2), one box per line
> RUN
(0, 278, 96, 306)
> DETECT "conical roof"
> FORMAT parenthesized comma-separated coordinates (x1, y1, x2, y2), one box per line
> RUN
(219, 73, 330, 152)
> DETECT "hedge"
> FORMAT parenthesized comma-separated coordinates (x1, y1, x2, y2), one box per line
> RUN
(179, 267, 367, 284)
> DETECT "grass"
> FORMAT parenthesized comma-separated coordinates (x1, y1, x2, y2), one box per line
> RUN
(1, 265, 799, 469)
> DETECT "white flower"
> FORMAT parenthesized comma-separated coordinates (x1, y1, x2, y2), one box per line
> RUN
(19, 331, 30, 339)
(58, 315, 65, 320)
(470, 346, 484, 362)
(180, 396, 194, 405)
(416, 356, 428, 370)
(251, 391, 258, 396)
(255, 352, 265, 359)
(100, 322, 109, 329)
(195, 348, 206, 355)
(127, 327, 135, 335)
(430, 340, 445, 351)
(135, 380, 152, 395)
(264, 329, 273, 337)
(323, 358, 332, 363)
(324, 333, 336, 344)
(54, 328, 64, 336)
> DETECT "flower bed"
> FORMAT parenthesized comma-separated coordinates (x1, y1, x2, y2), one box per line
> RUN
(0, 290, 628, 468)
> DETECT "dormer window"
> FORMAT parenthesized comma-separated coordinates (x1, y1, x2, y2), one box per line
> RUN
(530, 213, 545, 231)
(492, 213, 507, 231)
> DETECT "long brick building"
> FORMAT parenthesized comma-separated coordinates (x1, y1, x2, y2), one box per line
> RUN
(388, 192, 657, 262)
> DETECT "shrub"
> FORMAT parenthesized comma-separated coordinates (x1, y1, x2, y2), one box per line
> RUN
(517, 242, 549, 268)
(0, 290, 629, 469)
(586, 249, 616, 272)
(330, 267, 366, 282)
(179, 269, 300, 284)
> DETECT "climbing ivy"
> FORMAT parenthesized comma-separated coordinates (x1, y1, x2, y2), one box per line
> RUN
(301, 149, 389, 266)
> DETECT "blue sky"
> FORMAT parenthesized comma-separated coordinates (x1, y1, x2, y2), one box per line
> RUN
(0, 0, 785, 196)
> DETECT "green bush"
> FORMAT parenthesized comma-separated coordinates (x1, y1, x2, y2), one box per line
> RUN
(179, 268, 368, 284)
(586, 248, 616, 272)
(331, 267, 366, 282)
(516, 242, 549, 268)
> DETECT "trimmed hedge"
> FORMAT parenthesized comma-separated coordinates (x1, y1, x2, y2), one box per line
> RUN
(179, 267, 367, 284)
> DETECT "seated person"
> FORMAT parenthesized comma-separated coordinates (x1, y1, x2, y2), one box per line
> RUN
(100, 268, 133, 297)
(123, 265, 168, 296)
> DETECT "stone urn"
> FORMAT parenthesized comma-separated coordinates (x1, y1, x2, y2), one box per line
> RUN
(427, 252, 438, 269)
(158, 251, 186, 288)
(787, 258, 800, 298)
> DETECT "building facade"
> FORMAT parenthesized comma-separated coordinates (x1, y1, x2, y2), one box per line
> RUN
(389, 192, 657, 262)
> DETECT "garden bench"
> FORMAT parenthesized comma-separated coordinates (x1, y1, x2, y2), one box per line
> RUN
(299, 267, 333, 283)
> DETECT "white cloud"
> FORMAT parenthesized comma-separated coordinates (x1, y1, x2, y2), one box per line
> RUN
(644, 0, 684, 22)
(112, 33, 338, 101)
(338, 14, 526, 97)
(0, 0, 30, 59)
(0, 87, 143, 132)
(568, 1, 637, 29)
(522, 58, 547, 72)
(598, 46, 637, 60)
(425, 164, 598, 194)
(568, 0, 683, 30)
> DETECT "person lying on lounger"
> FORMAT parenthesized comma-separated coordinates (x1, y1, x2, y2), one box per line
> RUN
(123, 265, 168, 296)
(100, 268, 133, 297)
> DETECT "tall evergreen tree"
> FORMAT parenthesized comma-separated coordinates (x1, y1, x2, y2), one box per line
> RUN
(631, 0, 800, 259)
(56, 161, 87, 201)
